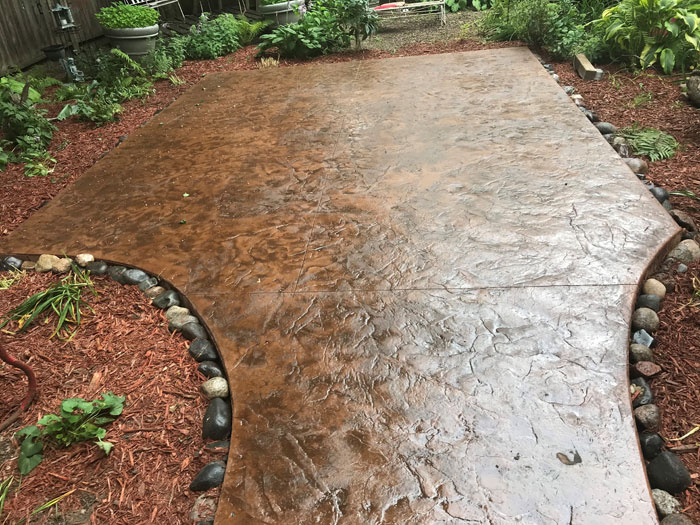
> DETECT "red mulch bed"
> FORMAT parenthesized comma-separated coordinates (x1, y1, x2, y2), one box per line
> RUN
(0, 272, 221, 524)
(0, 38, 519, 238)
(554, 61, 700, 519)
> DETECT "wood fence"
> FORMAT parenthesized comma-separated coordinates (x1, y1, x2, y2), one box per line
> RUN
(0, 0, 111, 73)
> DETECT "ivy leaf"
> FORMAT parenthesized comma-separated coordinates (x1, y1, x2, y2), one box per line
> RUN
(18, 453, 43, 475)
(95, 440, 114, 455)
(15, 425, 41, 438)
(20, 436, 43, 457)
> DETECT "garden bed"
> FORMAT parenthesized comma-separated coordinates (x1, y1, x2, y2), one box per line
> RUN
(0, 271, 221, 524)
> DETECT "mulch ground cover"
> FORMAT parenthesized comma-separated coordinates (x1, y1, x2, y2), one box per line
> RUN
(554, 61, 700, 520)
(0, 272, 221, 524)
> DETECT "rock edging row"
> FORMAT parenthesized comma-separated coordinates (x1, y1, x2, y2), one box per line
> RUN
(538, 58, 698, 525)
(0, 253, 231, 525)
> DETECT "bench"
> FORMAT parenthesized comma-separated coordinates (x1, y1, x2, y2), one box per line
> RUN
(123, 0, 186, 22)
(372, 1, 446, 26)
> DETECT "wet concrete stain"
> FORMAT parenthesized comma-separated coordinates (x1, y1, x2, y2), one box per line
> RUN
(1, 48, 679, 523)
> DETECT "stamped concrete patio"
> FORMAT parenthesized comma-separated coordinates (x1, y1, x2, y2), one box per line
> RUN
(2, 48, 680, 523)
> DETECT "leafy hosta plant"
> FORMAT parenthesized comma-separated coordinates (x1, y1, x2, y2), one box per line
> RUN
(15, 393, 125, 475)
(598, 0, 700, 73)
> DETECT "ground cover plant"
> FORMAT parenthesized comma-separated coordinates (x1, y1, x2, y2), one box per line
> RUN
(95, 3, 160, 29)
(617, 125, 680, 161)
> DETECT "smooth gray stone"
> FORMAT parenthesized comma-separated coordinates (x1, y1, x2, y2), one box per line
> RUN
(198, 361, 224, 378)
(202, 398, 232, 441)
(631, 377, 653, 407)
(138, 276, 158, 291)
(152, 290, 180, 309)
(182, 322, 207, 341)
(107, 265, 128, 283)
(2, 256, 22, 270)
(640, 433, 665, 460)
(633, 329, 656, 347)
(595, 122, 616, 134)
(647, 451, 692, 494)
(636, 294, 661, 312)
(122, 268, 150, 285)
(86, 261, 108, 275)
(189, 339, 218, 361)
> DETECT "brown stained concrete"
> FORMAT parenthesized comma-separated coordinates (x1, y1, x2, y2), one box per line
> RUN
(1, 48, 680, 523)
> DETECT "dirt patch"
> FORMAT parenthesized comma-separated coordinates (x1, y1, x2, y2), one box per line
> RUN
(0, 271, 221, 524)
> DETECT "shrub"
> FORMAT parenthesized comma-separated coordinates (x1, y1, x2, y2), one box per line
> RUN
(597, 0, 700, 74)
(95, 4, 159, 29)
(140, 37, 186, 77)
(479, 0, 604, 60)
(335, 0, 378, 49)
(183, 13, 242, 59)
(234, 16, 272, 46)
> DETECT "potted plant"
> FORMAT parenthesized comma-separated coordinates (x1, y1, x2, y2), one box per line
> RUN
(95, 4, 160, 57)
(255, 0, 305, 25)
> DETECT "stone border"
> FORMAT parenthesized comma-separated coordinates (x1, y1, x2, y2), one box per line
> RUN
(539, 58, 697, 525)
(0, 253, 229, 524)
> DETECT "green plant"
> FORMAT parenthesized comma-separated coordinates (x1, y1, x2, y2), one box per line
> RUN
(183, 13, 242, 59)
(0, 270, 25, 291)
(597, 0, 700, 74)
(471, 0, 491, 10)
(0, 265, 96, 340)
(141, 37, 186, 77)
(0, 476, 11, 517)
(336, 0, 378, 49)
(617, 125, 679, 160)
(95, 3, 159, 29)
(15, 393, 124, 475)
(446, 0, 468, 11)
(670, 188, 700, 200)
(233, 16, 272, 45)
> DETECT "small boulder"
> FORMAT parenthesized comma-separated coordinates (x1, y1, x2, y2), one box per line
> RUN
(202, 398, 232, 440)
(641, 433, 665, 460)
(622, 157, 649, 175)
(647, 451, 692, 494)
(643, 279, 667, 300)
(595, 122, 616, 134)
(152, 290, 180, 309)
(35, 254, 59, 273)
(636, 294, 661, 312)
(189, 339, 218, 362)
(190, 494, 217, 523)
(169, 314, 199, 332)
(201, 377, 229, 399)
(630, 343, 654, 363)
(20, 261, 36, 271)
(651, 187, 671, 203)
(122, 268, 150, 285)
(668, 239, 700, 264)
(632, 307, 660, 333)
(631, 377, 654, 407)
(651, 272, 675, 294)
(189, 461, 226, 492)
(52, 258, 72, 274)
(138, 277, 158, 292)
(632, 329, 656, 348)
(144, 285, 165, 299)
(653, 489, 682, 518)
(634, 404, 660, 432)
(632, 361, 662, 379)
(86, 261, 108, 275)
(75, 253, 94, 267)
(182, 322, 207, 341)
(662, 514, 695, 525)
(670, 210, 697, 232)
(165, 305, 190, 322)
(107, 266, 128, 284)
(198, 361, 224, 378)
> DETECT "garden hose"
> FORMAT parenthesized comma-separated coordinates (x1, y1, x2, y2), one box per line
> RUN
(0, 340, 37, 432)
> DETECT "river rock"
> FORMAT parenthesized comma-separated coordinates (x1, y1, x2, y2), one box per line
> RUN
(630, 343, 654, 363)
(165, 305, 190, 321)
(202, 398, 232, 440)
(170, 314, 199, 332)
(631, 377, 654, 407)
(647, 451, 692, 494)
(152, 290, 180, 309)
(595, 122, 616, 134)
(641, 433, 665, 460)
(190, 494, 217, 522)
(189, 461, 226, 492)
(635, 404, 661, 432)
(182, 322, 207, 341)
(138, 277, 158, 292)
(622, 157, 649, 175)
(86, 261, 108, 275)
(651, 272, 675, 294)
(122, 268, 149, 285)
(190, 339, 218, 361)
(632, 307, 660, 333)
(20, 261, 35, 271)
(52, 258, 72, 273)
(2, 256, 22, 270)
(144, 285, 165, 299)
(201, 377, 229, 399)
(75, 253, 94, 267)
(636, 294, 661, 312)
(198, 361, 224, 378)
(632, 329, 656, 348)
(668, 239, 700, 264)
(107, 265, 128, 283)
(35, 254, 59, 273)
(670, 210, 697, 232)
(653, 489, 682, 518)
(632, 361, 662, 379)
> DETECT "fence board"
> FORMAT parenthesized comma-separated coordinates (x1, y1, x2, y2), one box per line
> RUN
(0, 0, 109, 73)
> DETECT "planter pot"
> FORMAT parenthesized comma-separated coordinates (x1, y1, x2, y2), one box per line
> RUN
(42, 44, 66, 61)
(103, 24, 160, 57)
(257, 0, 303, 25)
